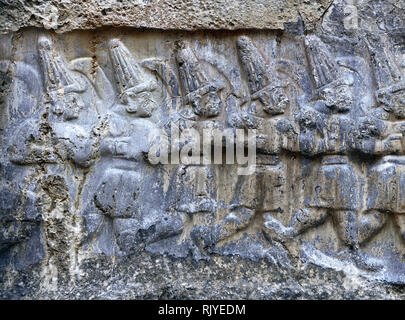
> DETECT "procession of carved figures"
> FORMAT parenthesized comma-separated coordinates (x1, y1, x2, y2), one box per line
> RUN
(1, 28, 405, 276)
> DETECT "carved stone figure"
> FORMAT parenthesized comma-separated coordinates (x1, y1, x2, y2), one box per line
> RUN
(263, 35, 369, 266)
(355, 32, 405, 245)
(226, 36, 291, 239)
(171, 41, 226, 216)
(6, 34, 100, 286)
(82, 39, 159, 255)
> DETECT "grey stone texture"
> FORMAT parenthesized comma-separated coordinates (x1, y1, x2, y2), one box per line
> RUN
(1, 0, 405, 299)
(0, 0, 333, 34)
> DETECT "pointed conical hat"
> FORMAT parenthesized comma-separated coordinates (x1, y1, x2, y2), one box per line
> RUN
(304, 35, 341, 89)
(237, 36, 272, 95)
(365, 33, 404, 91)
(175, 41, 210, 96)
(174, 41, 224, 103)
(38, 35, 80, 95)
(108, 39, 153, 96)
(237, 36, 289, 99)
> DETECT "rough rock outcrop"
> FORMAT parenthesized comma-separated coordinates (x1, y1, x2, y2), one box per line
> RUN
(0, 0, 334, 33)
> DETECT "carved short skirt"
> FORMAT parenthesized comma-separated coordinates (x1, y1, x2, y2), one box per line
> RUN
(230, 164, 285, 212)
(258, 164, 286, 212)
(306, 155, 359, 211)
(367, 156, 405, 214)
(93, 168, 141, 219)
(175, 165, 217, 214)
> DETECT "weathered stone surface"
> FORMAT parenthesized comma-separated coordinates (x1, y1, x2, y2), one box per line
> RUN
(1, 0, 405, 299)
(0, 0, 334, 34)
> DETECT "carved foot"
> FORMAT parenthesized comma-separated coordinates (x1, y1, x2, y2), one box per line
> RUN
(263, 214, 296, 240)
(352, 251, 384, 272)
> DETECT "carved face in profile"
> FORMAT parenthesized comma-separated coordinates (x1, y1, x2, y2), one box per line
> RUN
(52, 93, 84, 121)
(258, 86, 290, 116)
(320, 84, 353, 112)
(190, 90, 222, 118)
(122, 90, 157, 117)
(378, 89, 405, 119)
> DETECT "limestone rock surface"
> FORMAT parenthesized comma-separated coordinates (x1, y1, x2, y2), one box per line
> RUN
(0, 0, 333, 34)
(1, 0, 405, 299)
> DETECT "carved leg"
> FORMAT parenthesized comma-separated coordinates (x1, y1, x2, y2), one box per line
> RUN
(332, 210, 358, 249)
(95, 216, 121, 256)
(82, 212, 104, 246)
(82, 200, 121, 255)
(394, 214, 405, 243)
(357, 210, 387, 246)
(334, 210, 385, 271)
